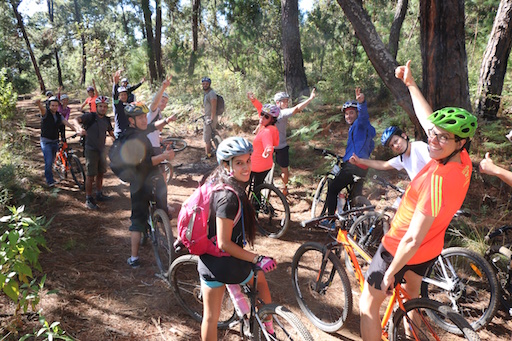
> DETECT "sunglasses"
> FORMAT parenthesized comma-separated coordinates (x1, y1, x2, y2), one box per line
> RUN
(260, 113, 271, 119)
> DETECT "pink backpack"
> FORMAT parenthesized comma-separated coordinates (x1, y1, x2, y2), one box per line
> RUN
(176, 182, 241, 257)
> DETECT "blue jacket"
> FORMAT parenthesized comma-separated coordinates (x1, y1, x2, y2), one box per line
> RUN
(343, 101, 376, 162)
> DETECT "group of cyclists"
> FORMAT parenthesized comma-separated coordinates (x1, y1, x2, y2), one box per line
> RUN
(36, 58, 512, 340)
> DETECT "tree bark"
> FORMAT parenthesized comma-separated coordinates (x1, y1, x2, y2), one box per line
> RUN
(336, 0, 421, 136)
(192, 0, 200, 52)
(47, 0, 63, 87)
(155, 0, 163, 80)
(73, 0, 86, 85)
(9, 0, 46, 92)
(388, 0, 408, 59)
(420, 0, 471, 111)
(475, 0, 512, 120)
(141, 0, 157, 82)
(281, 0, 309, 100)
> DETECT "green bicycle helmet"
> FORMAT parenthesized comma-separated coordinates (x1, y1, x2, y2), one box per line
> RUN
(427, 107, 477, 139)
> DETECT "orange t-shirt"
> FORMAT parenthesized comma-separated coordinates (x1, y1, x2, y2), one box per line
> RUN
(85, 96, 98, 113)
(381, 149, 472, 264)
(251, 125, 279, 173)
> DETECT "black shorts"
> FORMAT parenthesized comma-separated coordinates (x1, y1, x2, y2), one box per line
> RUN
(366, 244, 436, 290)
(275, 146, 289, 168)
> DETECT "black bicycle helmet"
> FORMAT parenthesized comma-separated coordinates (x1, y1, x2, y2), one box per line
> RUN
(216, 137, 253, 165)
(125, 102, 149, 117)
(381, 126, 403, 147)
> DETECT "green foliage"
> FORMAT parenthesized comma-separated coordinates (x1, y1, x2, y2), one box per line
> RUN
(0, 68, 18, 123)
(19, 312, 74, 341)
(0, 206, 48, 314)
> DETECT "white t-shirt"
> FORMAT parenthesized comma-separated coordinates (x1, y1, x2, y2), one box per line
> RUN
(387, 141, 431, 180)
(147, 108, 162, 148)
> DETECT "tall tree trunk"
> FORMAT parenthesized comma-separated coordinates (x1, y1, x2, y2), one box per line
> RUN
(475, 0, 512, 120)
(192, 0, 199, 52)
(141, 0, 157, 82)
(420, 0, 471, 111)
(47, 0, 63, 87)
(155, 0, 163, 80)
(120, 0, 130, 37)
(281, 0, 309, 100)
(73, 0, 86, 85)
(336, 0, 420, 136)
(388, 0, 408, 59)
(9, 0, 46, 92)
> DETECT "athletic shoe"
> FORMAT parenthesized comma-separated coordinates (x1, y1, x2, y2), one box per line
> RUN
(85, 198, 99, 210)
(95, 192, 111, 202)
(127, 257, 141, 269)
(319, 219, 336, 231)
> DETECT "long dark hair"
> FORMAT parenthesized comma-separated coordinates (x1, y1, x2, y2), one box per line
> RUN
(207, 166, 257, 246)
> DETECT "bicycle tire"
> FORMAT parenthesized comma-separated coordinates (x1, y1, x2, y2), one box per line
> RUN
(311, 176, 329, 218)
(252, 183, 290, 239)
(390, 298, 480, 341)
(291, 242, 352, 332)
(162, 137, 187, 152)
(421, 247, 498, 333)
(151, 209, 176, 275)
(53, 154, 67, 180)
(169, 254, 236, 329)
(212, 134, 222, 151)
(69, 154, 85, 190)
(256, 304, 314, 341)
(163, 163, 173, 184)
(348, 211, 390, 258)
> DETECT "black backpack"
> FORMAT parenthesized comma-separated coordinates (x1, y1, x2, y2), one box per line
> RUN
(109, 130, 138, 182)
(216, 94, 225, 115)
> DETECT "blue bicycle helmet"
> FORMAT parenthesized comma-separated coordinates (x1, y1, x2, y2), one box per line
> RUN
(381, 126, 403, 147)
(216, 137, 253, 165)
(342, 100, 358, 112)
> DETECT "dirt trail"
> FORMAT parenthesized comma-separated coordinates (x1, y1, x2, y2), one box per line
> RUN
(1, 98, 510, 340)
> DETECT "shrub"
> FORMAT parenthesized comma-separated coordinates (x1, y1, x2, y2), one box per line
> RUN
(0, 68, 17, 123)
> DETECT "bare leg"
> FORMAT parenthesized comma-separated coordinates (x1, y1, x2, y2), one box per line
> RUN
(96, 172, 104, 193)
(280, 167, 289, 195)
(85, 175, 94, 197)
(359, 280, 387, 341)
(201, 284, 224, 341)
(130, 231, 141, 258)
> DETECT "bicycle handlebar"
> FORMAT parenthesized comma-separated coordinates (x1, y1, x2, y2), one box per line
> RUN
(372, 175, 404, 194)
(301, 205, 375, 229)
(313, 147, 342, 160)
(485, 225, 512, 242)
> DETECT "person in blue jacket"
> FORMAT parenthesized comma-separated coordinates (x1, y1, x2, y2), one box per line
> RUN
(321, 87, 376, 228)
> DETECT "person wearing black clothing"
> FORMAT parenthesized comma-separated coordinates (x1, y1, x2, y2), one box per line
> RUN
(119, 77, 145, 103)
(35, 97, 83, 186)
(72, 96, 115, 209)
(121, 102, 175, 269)
(112, 71, 130, 138)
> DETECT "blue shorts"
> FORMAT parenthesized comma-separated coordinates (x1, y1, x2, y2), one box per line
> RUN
(201, 270, 254, 288)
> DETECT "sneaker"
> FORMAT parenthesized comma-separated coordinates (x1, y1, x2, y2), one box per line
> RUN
(85, 198, 99, 210)
(95, 192, 111, 202)
(319, 219, 336, 231)
(127, 257, 141, 269)
(201, 153, 213, 161)
(47, 180, 57, 187)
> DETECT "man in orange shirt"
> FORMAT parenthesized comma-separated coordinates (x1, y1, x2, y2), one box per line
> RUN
(359, 60, 477, 341)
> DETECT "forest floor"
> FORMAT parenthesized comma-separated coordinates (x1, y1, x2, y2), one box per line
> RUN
(0, 98, 511, 340)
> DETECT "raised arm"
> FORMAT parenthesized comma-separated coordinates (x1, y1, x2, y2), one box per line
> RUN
(247, 92, 263, 114)
(479, 152, 512, 187)
(291, 88, 316, 115)
(112, 70, 121, 101)
(35, 99, 46, 116)
(395, 60, 432, 134)
(128, 77, 145, 93)
(92, 79, 98, 97)
(150, 76, 171, 112)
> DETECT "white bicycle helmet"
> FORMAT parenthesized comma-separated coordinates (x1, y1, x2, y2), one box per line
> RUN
(216, 137, 253, 165)
(274, 92, 290, 102)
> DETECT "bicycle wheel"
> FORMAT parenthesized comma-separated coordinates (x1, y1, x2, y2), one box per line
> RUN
(212, 134, 222, 151)
(151, 209, 176, 275)
(311, 176, 328, 218)
(390, 298, 480, 341)
(162, 137, 187, 152)
(256, 304, 314, 340)
(53, 154, 67, 179)
(169, 255, 236, 329)
(253, 183, 290, 239)
(348, 211, 390, 258)
(69, 154, 85, 190)
(421, 247, 498, 333)
(163, 162, 173, 184)
(291, 242, 352, 332)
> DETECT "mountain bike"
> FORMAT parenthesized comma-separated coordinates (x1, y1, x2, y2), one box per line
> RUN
(191, 115, 223, 152)
(160, 135, 187, 184)
(169, 254, 313, 340)
(53, 133, 85, 190)
(349, 175, 499, 333)
(484, 225, 512, 316)
(310, 148, 371, 218)
(141, 175, 177, 277)
(291, 215, 480, 340)
(248, 175, 290, 239)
